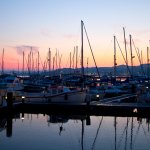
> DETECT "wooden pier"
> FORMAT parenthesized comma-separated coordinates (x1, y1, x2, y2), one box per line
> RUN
(1, 93, 150, 117)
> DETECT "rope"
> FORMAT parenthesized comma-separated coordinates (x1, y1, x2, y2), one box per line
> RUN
(115, 37, 132, 76)
(83, 23, 101, 80)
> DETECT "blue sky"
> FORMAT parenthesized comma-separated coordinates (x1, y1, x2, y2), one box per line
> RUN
(0, 0, 150, 69)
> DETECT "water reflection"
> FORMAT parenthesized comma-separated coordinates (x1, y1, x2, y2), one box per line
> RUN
(1, 113, 150, 150)
(0, 117, 7, 133)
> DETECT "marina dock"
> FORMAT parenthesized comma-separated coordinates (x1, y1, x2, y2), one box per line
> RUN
(1, 93, 150, 117)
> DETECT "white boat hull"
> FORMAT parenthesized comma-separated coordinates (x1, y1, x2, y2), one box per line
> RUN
(15, 91, 87, 103)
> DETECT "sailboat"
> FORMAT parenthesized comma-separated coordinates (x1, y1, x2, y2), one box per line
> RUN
(14, 21, 87, 104)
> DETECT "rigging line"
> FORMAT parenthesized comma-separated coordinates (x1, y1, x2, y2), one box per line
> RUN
(131, 38, 145, 76)
(115, 37, 132, 76)
(91, 116, 103, 150)
(132, 39, 141, 63)
(83, 23, 101, 79)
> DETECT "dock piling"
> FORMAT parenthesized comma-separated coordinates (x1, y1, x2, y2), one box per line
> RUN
(7, 92, 13, 109)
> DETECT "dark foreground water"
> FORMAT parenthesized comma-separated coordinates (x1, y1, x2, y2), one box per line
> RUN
(0, 113, 150, 150)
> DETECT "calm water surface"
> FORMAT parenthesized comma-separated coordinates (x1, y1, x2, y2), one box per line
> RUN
(0, 113, 150, 150)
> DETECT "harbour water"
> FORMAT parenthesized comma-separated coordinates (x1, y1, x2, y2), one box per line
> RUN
(0, 113, 150, 150)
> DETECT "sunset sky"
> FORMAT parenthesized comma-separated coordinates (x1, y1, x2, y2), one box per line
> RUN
(0, 0, 150, 71)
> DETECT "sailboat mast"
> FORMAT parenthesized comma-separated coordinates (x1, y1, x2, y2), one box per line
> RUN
(129, 34, 134, 77)
(72, 46, 75, 69)
(59, 54, 62, 69)
(30, 48, 32, 72)
(37, 51, 39, 75)
(76, 46, 78, 69)
(48, 48, 51, 76)
(114, 36, 117, 78)
(28, 53, 30, 74)
(87, 57, 89, 75)
(56, 49, 58, 70)
(70, 52, 71, 75)
(81, 20, 84, 77)
(1, 48, 4, 74)
(53, 56, 55, 71)
(147, 47, 149, 77)
(22, 51, 24, 74)
(123, 27, 128, 75)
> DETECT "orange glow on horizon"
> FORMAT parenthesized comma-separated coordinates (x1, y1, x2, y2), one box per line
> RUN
(1, 45, 147, 71)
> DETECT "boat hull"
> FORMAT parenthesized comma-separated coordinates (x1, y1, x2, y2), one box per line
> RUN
(15, 91, 87, 103)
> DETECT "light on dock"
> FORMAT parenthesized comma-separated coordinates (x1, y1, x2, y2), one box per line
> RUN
(133, 108, 138, 113)
(22, 96, 25, 104)
(22, 96, 25, 99)
(96, 94, 100, 98)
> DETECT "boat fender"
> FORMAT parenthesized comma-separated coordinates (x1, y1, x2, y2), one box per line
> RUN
(65, 93, 68, 100)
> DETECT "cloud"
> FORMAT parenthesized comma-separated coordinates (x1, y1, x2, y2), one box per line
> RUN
(14, 45, 39, 55)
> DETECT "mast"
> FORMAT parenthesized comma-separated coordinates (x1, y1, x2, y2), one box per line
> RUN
(147, 47, 149, 77)
(114, 36, 117, 78)
(56, 49, 58, 70)
(81, 20, 84, 77)
(72, 46, 75, 69)
(48, 48, 51, 76)
(30, 48, 32, 73)
(123, 27, 128, 75)
(32, 50, 34, 71)
(1, 48, 4, 74)
(81, 20, 84, 90)
(70, 52, 71, 75)
(130, 34, 134, 77)
(53, 56, 55, 71)
(37, 51, 39, 75)
(76, 46, 78, 69)
(141, 50, 143, 73)
(22, 51, 24, 74)
(87, 57, 89, 75)
(28, 53, 30, 74)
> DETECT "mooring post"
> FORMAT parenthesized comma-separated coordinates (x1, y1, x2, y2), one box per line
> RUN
(7, 92, 13, 109)
(22, 96, 25, 104)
